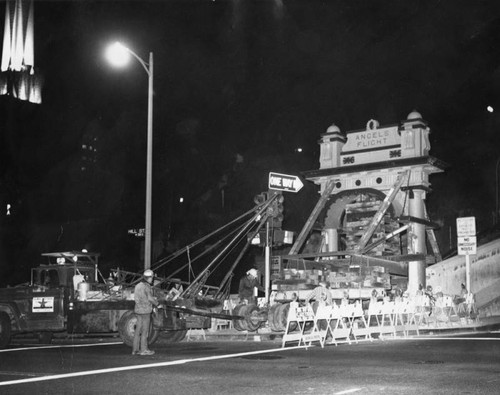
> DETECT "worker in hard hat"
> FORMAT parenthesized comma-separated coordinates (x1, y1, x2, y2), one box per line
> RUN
(132, 269, 159, 356)
(305, 281, 333, 307)
(238, 268, 264, 305)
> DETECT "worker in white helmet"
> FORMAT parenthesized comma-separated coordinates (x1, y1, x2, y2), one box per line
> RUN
(132, 269, 159, 356)
(238, 268, 264, 305)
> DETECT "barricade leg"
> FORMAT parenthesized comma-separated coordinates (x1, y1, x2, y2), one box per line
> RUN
(351, 315, 373, 342)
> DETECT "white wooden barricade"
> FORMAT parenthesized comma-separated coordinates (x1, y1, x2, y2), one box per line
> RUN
(444, 295, 459, 322)
(283, 296, 432, 349)
(324, 304, 352, 345)
(404, 299, 419, 336)
(394, 299, 405, 334)
(347, 301, 372, 342)
(464, 293, 479, 324)
(282, 305, 317, 348)
(366, 300, 383, 337)
(433, 295, 452, 328)
(413, 295, 431, 326)
(377, 301, 397, 339)
(310, 303, 333, 348)
(394, 299, 419, 336)
(367, 299, 418, 338)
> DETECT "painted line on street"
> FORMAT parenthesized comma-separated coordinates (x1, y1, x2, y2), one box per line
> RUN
(385, 336, 500, 341)
(0, 342, 123, 353)
(0, 371, 41, 377)
(335, 388, 366, 394)
(0, 345, 310, 387)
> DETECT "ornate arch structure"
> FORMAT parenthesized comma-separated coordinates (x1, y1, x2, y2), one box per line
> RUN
(300, 112, 446, 294)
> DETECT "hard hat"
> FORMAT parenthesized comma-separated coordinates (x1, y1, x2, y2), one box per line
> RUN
(143, 269, 154, 277)
(247, 268, 258, 277)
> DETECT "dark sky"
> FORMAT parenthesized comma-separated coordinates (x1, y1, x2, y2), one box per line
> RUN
(1, 0, 500, 269)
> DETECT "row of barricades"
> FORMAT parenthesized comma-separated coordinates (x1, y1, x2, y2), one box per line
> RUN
(413, 292, 478, 326)
(282, 301, 380, 348)
(281, 294, 478, 348)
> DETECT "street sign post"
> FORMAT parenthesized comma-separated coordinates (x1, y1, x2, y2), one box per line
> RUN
(456, 216, 476, 293)
(268, 172, 304, 193)
(266, 172, 303, 304)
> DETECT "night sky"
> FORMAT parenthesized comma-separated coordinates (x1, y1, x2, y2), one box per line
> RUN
(1, 0, 500, 284)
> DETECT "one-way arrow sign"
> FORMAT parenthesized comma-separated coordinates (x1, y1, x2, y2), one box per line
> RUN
(268, 172, 304, 193)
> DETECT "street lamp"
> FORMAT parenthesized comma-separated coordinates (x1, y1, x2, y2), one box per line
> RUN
(106, 42, 154, 270)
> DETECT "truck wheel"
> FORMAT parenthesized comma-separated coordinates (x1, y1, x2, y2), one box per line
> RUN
(162, 330, 187, 343)
(175, 330, 187, 342)
(276, 303, 297, 332)
(0, 312, 11, 349)
(118, 311, 159, 347)
(39, 332, 53, 344)
(244, 305, 262, 332)
(268, 304, 280, 332)
(232, 304, 248, 331)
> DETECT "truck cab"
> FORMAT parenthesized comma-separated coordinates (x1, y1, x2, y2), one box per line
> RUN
(0, 251, 102, 347)
(33, 251, 99, 295)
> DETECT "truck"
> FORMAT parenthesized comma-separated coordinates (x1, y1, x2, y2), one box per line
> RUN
(0, 196, 280, 349)
(0, 251, 236, 348)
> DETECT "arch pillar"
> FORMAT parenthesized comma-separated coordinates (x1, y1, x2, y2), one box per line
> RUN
(322, 228, 339, 253)
(407, 189, 427, 295)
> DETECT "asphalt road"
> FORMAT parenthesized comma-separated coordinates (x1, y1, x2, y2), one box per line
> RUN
(1, 331, 499, 395)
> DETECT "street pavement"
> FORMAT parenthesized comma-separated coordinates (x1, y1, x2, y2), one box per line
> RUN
(1, 329, 499, 394)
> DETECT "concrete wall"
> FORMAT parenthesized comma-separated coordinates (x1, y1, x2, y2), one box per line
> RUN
(426, 238, 500, 311)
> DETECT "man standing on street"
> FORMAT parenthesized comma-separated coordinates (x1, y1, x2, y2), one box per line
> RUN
(132, 269, 158, 356)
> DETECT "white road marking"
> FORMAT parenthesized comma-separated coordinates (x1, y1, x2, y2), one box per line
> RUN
(0, 345, 309, 387)
(335, 389, 365, 394)
(0, 371, 40, 377)
(385, 336, 500, 341)
(0, 342, 123, 353)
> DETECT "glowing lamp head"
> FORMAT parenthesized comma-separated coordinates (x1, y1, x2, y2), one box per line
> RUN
(105, 42, 131, 67)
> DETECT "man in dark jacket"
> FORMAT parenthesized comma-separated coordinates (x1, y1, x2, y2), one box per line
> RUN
(238, 268, 264, 305)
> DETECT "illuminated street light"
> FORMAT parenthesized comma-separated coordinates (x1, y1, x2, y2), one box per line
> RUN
(106, 42, 154, 270)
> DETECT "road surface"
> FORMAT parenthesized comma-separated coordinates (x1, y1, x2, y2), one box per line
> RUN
(1, 331, 499, 394)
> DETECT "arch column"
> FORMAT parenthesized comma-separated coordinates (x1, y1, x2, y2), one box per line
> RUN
(407, 189, 427, 295)
(322, 228, 339, 253)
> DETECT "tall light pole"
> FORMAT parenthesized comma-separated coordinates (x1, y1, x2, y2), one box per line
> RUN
(496, 157, 500, 226)
(106, 42, 154, 270)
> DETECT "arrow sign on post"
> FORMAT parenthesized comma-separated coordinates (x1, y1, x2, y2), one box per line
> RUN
(268, 172, 304, 193)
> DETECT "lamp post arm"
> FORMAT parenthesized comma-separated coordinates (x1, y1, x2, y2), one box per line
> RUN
(124, 47, 151, 77)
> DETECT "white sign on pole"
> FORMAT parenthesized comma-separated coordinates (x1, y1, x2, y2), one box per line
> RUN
(456, 216, 476, 237)
(457, 236, 477, 256)
(456, 216, 476, 294)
